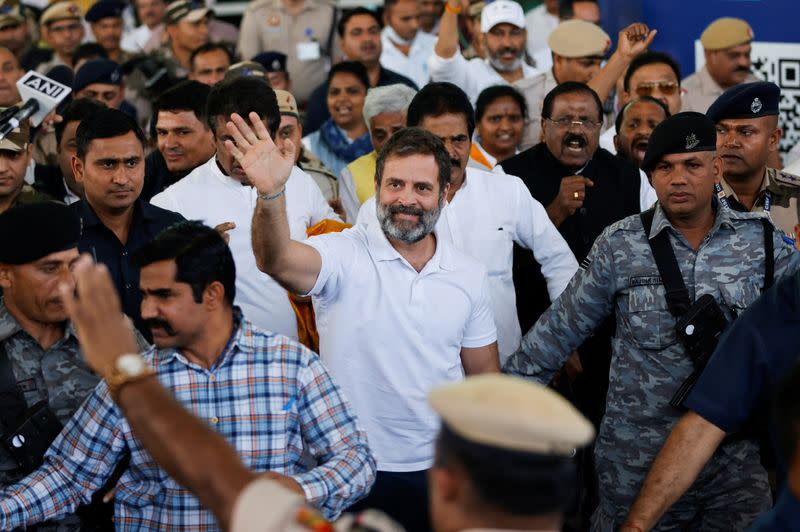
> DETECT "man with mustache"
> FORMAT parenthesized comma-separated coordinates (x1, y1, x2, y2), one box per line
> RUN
(682, 17, 760, 113)
(0, 119, 51, 214)
(0, 220, 375, 530)
(244, 121, 500, 531)
(303, 8, 417, 135)
(614, 96, 670, 169)
(429, 0, 538, 104)
(705, 81, 800, 246)
(150, 76, 339, 340)
(357, 82, 578, 364)
(71, 108, 184, 340)
(505, 111, 800, 530)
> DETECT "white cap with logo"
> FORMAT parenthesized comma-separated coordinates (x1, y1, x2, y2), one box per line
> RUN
(480, 0, 525, 33)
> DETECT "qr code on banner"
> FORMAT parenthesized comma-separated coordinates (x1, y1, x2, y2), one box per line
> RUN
(695, 41, 800, 154)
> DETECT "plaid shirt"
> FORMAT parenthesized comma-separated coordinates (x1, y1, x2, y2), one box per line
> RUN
(0, 314, 375, 530)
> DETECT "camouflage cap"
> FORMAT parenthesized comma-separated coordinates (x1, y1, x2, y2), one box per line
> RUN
(224, 61, 267, 81)
(700, 17, 753, 51)
(274, 89, 298, 118)
(0, 0, 24, 30)
(40, 0, 83, 25)
(0, 108, 30, 152)
(164, 0, 211, 25)
(641, 111, 717, 173)
(549, 19, 611, 59)
(429, 374, 595, 456)
(0, 202, 81, 264)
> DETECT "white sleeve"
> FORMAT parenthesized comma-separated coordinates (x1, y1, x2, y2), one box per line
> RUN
(509, 176, 578, 300)
(339, 166, 362, 224)
(461, 267, 498, 348)
(303, 231, 357, 300)
(639, 169, 658, 211)
(355, 196, 378, 227)
(428, 52, 474, 98)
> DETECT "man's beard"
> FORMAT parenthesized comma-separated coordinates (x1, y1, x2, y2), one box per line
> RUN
(377, 201, 441, 243)
(488, 48, 523, 73)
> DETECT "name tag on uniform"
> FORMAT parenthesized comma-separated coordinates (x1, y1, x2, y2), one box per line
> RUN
(16, 378, 37, 393)
(629, 275, 661, 287)
(297, 41, 320, 61)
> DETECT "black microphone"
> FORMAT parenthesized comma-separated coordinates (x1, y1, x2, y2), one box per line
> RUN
(0, 100, 39, 141)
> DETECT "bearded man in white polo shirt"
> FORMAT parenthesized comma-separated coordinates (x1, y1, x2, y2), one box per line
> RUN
(357, 82, 578, 362)
(150, 77, 338, 339)
(230, 118, 499, 532)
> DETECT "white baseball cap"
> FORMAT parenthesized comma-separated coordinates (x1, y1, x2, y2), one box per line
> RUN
(480, 0, 525, 32)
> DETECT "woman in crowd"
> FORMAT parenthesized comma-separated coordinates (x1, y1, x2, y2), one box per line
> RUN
(471, 85, 526, 171)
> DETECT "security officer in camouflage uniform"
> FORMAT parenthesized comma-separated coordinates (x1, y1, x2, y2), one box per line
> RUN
(0, 203, 96, 531)
(706, 81, 800, 247)
(504, 112, 800, 531)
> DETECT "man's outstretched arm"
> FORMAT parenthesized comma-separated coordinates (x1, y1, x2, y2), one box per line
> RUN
(621, 411, 726, 531)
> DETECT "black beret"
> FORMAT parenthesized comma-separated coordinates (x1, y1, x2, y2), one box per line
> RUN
(0, 202, 81, 264)
(252, 51, 287, 73)
(641, 112, 716, 173)
(706, 81, 780, 122)
(85, 0, 124, 22)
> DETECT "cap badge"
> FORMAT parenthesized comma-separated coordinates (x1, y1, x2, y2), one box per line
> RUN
(267, 13, 280, 26)
(272, 59, 281, 70)
(685, 133, 699, 150)
(110, 69, 121, 83)
(751, 97, 762, 114)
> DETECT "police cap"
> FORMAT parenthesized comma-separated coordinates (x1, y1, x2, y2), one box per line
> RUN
(429, 374, 594, 456)
(274, 89, 298, 118)
(707, 81, 780, 122)
(0, 0, 24, 30)
(73, 59, 123, 92)
(0, 202, 81, 264)
(641, 112, 717, 173)
(40, 1, 82, 25)
(85, 0, 124, 22)
(548, 19, 611, 59)
(224, 61, 267, 81)
(252, 51, 287, 73)
(700, 17, 753, 51)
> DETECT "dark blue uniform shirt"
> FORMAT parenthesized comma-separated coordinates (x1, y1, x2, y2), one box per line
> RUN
(72, 199, 184, 340)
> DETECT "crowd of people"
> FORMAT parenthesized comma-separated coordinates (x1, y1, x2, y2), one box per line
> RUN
(0, 0, 799, 530)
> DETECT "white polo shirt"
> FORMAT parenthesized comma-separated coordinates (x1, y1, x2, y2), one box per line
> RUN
(428, 51, 540, 103)
(150, 158, 338, 338)
(380, 28, 436, 88)
(305, 223, 496, 471)
(357, 166, 578, 360)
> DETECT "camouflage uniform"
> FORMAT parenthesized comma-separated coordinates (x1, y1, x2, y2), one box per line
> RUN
(504, 203, 800, 531)
(0, 299, 97, 531)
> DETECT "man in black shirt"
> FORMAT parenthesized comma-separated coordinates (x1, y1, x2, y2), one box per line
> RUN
(71, 108, 183, 340)
(303, 8, 416, 135)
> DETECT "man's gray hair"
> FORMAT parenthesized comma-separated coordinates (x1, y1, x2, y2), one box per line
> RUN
(363, 84, 418, 134)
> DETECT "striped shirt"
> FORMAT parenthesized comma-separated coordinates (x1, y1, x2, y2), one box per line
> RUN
(0, 314, 375, 530)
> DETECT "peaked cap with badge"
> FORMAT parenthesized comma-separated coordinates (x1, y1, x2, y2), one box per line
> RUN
(40, 0, 83, 25)
(707, 81, 780, 122)
(700, 17, 754, 51)
(73, 59, 123, 93)
(252, 51, 287, 73)
(549, 19, 611, 59)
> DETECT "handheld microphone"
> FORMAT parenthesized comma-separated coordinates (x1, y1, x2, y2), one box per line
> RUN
(0, 71, 72, 141)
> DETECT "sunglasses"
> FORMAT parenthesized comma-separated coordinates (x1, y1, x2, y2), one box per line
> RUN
(634, 81, 679, 97)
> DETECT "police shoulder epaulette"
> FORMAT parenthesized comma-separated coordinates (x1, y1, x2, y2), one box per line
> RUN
(771, 168, 800, 187)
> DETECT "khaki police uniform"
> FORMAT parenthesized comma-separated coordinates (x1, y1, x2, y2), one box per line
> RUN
(237, 0, 338, 104)
(514, 19, 611, 150)
(681, 18, 760, 113)
(35, 1, 84, 73)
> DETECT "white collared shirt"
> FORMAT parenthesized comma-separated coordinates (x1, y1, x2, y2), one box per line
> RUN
(428, 51, 540, 103)
(525, 3, 559, 57)
(379, 28, 437, 88)
(150, 158, 338, 339)
(357, 166, 578, 360)
(305, 223, 497, 471)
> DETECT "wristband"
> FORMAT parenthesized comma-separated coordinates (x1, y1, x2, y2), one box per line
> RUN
(257, 188, 286, 202)
(445, 2, 461, 14)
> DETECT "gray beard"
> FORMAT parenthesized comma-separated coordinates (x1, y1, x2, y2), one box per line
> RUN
(488, 54, 523, 73)
(376, 201, 441, 244)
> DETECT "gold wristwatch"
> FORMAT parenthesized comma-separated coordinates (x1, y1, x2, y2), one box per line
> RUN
(105, 353, 155, 402)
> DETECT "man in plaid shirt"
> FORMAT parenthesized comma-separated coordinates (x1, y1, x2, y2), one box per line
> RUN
(0, 221, 375, 531)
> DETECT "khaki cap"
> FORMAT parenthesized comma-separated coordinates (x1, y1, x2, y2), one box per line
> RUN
(468, 0, 484, 18)
(164, 0, 211, 25)
(0, 109, 30, 152)
(275, 89, 299, 118)
(429, 374, 594, 456)
(0, 0, 24, 30)
(549, 19, 611, 58)
(700, 17, 754, 51)
(40, 0, 83, 25)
